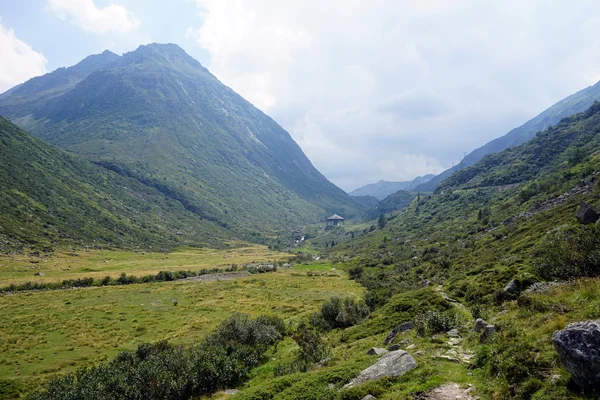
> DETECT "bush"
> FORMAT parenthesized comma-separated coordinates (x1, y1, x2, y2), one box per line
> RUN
(535, 224, 600, 279)
(29, 314, 285, 400)
(274, 323, 330, 376)
(312, 297, 369, 331)
(415, 310, 459, 336)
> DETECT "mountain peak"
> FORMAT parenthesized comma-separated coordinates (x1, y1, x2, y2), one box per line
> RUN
(122, 43, 204, 71)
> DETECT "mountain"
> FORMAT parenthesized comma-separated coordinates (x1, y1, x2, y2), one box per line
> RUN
(367, 190, 416, 218)
(351, 195, 379, 209)
(438, 101, 600, 192)
(415, 80, 600, 192)
(0, 44, 361, 235)
(349, 174, 434, 200)
(0, 116, 229, 252)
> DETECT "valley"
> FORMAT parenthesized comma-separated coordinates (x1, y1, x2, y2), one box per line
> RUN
(1, 23, 600, 399)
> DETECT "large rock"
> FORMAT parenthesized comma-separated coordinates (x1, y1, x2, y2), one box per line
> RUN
(367, 347, 389, 356)
(576, 202, 600, 224)
(503, 280, 518, 295)
(344, 350, 417, 388)
(552, 320, 600, 390)
(473, 318, 488, 332)
(383, 321, 414, 344)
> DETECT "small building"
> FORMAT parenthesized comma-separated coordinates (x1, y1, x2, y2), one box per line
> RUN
(326, 214, 345, 226)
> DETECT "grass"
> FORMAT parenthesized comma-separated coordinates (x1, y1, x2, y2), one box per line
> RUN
(0, 243, 286, 285)
(0, 249, 362, 397)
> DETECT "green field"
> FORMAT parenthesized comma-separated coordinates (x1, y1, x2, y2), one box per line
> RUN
(0, 244, 287, 285)
(0, 248, 362, 395)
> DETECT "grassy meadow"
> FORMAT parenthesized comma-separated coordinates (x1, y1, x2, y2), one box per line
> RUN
(0, 247, 362, 396)
(0, 244, 287, 285)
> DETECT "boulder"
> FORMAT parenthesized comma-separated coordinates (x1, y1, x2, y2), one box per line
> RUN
(361, 396, 377, 400)
(34, 271, 44, 276)
(344, 350, 417, 388)
(480, 325, 496, 342)
(387, 344, 402, 351)
(367, 347, 389, 356)
(552, 320, 600, 390)
(446, 329, 461, 337)
(503, 280, 518, 295)
(383, 321, 415, 344)
(576, 202, 600, 224)
(473, 318, 488, 332)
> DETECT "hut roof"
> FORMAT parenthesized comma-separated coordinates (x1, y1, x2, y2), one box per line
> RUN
(327, 214, 345, 220)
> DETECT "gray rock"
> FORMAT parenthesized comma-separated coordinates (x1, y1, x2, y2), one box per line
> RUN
(503, 280, 518, 295)
(481, 325, 496, 342)
(383, 321, 414, 344)
(406, 344, 415, 350)
(576, 202, 600, 224)
(387, 344, 402, 351)
(34, 271, 44, 276)
(473, 318, 488, 332)
(344, 350, 417, 388)
(553, 320, 600, 390)
(361, 396, 377, 400)
(446, 328, 461, 337)
(415, 350, 425, 356)
(367, 347, 389, 356)
(432, 355, 460, 363)
(223, 389, 239, 395)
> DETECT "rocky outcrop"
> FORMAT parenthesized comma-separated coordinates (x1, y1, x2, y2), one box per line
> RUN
(383, 321, 414, 344)
(473, 318, 488, 332)
(420, 383, 476, 399)
(552, 320, 600, 390)
(344, 350, 417, 388)
(367, 347, 389, 356)
(503, 280, 518, 295)
(576, 202, 600, 224)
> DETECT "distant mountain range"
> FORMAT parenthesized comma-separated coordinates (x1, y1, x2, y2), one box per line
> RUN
(0, 43, 362, 244)
(349, 175, 435, 200)
(415, 80, 600, 192)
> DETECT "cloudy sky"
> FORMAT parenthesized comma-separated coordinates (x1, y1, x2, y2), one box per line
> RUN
(2, 1, 600, 191)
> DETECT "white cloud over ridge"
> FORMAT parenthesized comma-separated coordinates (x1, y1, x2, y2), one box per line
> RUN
(191, 1, 600, 190)
(0, 20, 47, 94)
(48, 0, 140, 34)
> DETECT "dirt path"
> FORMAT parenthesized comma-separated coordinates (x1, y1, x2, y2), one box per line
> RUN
(417, 383, 476, 399)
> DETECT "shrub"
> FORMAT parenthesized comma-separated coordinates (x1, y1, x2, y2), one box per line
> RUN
(28, 314, 285, 400)
(274, 323, 330, 376)
(313, 297, 369, 331)
(535, 224, 600, 279)
(415, 310, 459, 336)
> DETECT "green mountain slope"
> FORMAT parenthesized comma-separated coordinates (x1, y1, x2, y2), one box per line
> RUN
(0, 117, 229, 252)
(350, 175, 434, 200)
(366, 190, 416, 219)
(416, 80, 600, 192)
(0, 44, 361, 235)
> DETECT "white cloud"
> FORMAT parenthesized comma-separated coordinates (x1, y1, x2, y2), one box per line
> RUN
(0, 20, 47, 94)
(48, 0, 140, 34)
(189, 0, 600, 190)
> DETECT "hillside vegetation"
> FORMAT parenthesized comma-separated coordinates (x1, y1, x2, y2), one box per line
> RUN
(0, 117, 229, 252)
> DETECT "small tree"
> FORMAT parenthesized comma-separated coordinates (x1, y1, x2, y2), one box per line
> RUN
(378, 214, 386, 229)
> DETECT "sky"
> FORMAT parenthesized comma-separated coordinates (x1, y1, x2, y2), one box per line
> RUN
(2, 1, 600, 191)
